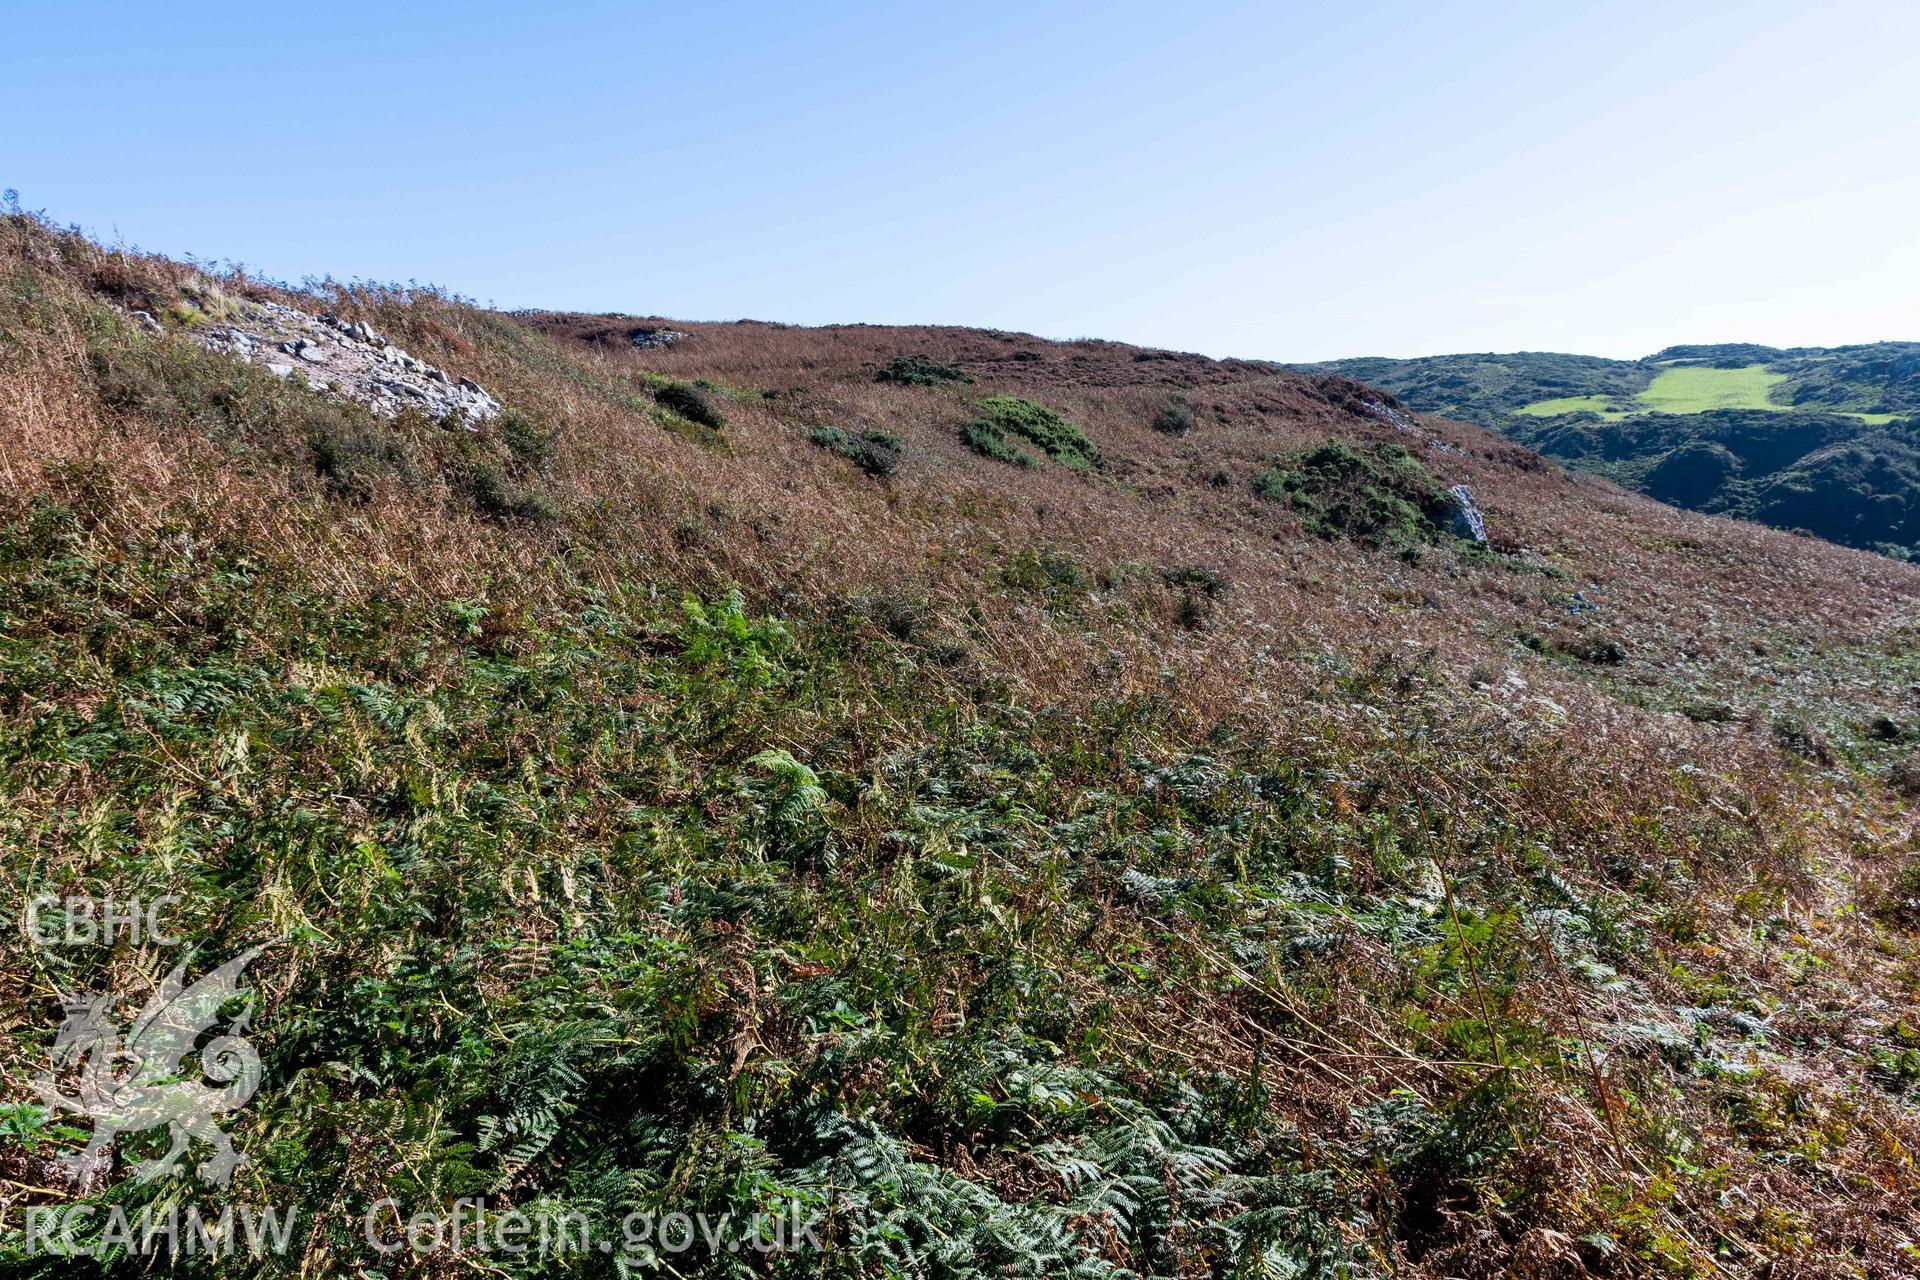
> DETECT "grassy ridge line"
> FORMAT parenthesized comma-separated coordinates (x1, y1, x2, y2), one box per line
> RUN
(0, 210, 1916, 1277)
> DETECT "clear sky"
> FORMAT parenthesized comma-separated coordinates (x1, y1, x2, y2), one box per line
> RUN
(5, 1, 1917, 361)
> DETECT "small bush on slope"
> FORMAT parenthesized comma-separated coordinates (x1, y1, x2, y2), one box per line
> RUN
(961, 395, 1098, 470)
(1253, 440, 1460, 558)
(808, 425, 903, 477)
(961, 416, 1038, 467)
(875, 353, 972, 386)
(1152, 391, 1197, 435)
(649, 376, 727, 429)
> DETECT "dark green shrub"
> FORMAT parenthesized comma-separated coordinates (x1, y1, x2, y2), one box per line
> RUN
(1152, 392, 1196, 436)
(650, 378, 726, 429)
(1563, 634, 1626, 664)
(876, 354, 972, 387)
(856, 588, 930, 640)
(1528, 629, 1626, 665)
(1253, 441, 1456, 556)
(1873, 859, 1920, 932)
(1646, 440, 1740, 507)
(810, 425, 903, 477)
(962, 396, 1097, 470)
(1866, 715, 1908, 742)
(1876, 860, 1920, 930)
(962, 419, 1036, 467)
(1159, 563, 1226, 596)
(1891, 752, 1920, 797)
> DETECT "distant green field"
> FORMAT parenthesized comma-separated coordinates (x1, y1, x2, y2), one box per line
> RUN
(1637, 364, 1786, 413)
(1518, 364, 1896, 422)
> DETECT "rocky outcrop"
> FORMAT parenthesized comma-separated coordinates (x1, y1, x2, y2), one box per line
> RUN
(1448, 484, 1488, 542)
(190, 299, 501, 424)
(1362, 399, 1417, 433)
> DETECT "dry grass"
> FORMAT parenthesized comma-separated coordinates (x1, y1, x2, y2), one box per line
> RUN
(4, 212, 1919, 1276)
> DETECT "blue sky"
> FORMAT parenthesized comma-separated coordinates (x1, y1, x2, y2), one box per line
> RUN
(5, 1, 1916, 360)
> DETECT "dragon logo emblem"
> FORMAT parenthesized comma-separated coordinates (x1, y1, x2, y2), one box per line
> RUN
(33, 946, 266, 1189)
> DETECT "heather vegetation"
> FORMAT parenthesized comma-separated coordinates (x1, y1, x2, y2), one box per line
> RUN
(3, 211, 1920, 1279)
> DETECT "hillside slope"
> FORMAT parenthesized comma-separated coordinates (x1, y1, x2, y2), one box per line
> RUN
(1304, 345, 1920, 558)
(3, 214, 1920, 1278)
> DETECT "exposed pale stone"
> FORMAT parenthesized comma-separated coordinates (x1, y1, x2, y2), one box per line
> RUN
(1448, 484, 1488, 543)
(180, 297, 501, 423)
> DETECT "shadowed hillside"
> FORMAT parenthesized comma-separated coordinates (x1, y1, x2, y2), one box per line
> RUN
(1303, 345, 1920, 559)
(4, 211, 1920, 1278)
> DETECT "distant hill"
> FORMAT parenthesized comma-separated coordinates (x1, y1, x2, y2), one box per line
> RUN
(1301, 343, 1920, 557)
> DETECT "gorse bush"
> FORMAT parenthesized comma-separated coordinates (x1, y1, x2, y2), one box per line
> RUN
(874, 353, 972, 387)
(1253, 440, 1459, 557)
(961, 418, 1037, 468)
(1160, 563, 1227, 629)
(808, 425, 903, 477)
(461, 461, 556, 523)
(497, 406, 557, 473)
(306, 412, 415, 502)
(649, 376, 727, 429)
(961, 395, 1098, 469)
(1001, 545, 1089, 600)
(1152, 391, 1197, 436)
